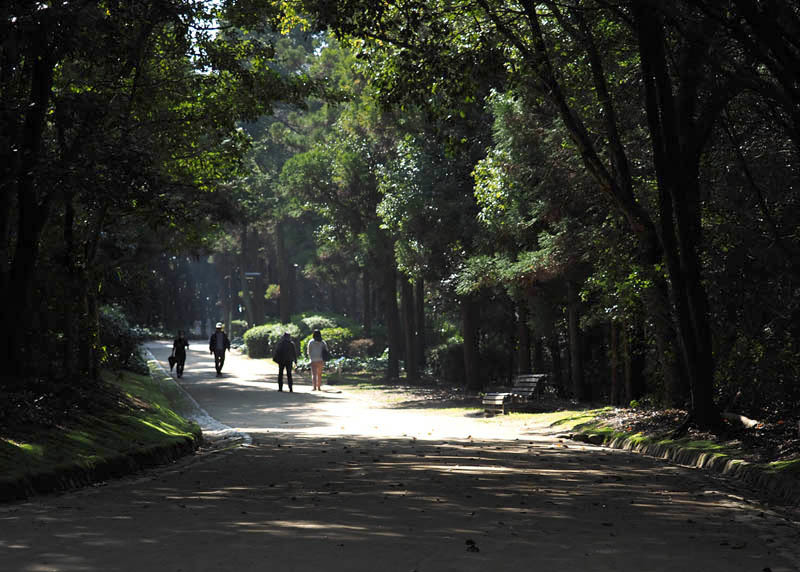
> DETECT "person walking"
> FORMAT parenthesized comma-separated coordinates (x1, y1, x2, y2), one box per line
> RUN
(209, 322, 230, 377)
(171, 330, 189, 378)
(307, 329, 329, 391)
(272, 332, 298, 392)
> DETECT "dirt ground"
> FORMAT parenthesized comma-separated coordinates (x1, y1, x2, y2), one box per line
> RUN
(0, 341, 798, 572)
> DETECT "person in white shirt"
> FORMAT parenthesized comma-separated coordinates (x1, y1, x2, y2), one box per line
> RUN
(306, 329, 329, 391)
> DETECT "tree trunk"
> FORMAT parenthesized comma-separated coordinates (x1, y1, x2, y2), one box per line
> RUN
(532, 337, 544, 372)
(635, 4, 719, 426)
(401, 278, 418, 382)
(462, 296, 481, 391)
(610, 321, 621, 405)
(253, 258, 266, 327)
(548, 333, 563, 394)
(383, 264, 401, 380)
(415, 279, 426, 370)
(276, 221, 291, 324)
(0, 20, 57, 381)
(62, 189, 77, 378)
(624, 316, 646, 404)
(240, 225, 255, 329)
(362, 269, 372, 336)
(567, 280, 585, 400)
(516, 304, 531, 374)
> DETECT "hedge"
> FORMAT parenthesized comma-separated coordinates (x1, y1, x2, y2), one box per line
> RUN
(243, 323, 302, 359)
(299, 327, 357, 359)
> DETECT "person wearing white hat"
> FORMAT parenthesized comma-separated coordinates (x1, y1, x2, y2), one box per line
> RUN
(208, 322, 230, 377)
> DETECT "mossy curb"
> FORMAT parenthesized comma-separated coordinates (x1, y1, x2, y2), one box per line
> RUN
(0, 435, 198, 502)
(569, 430, 800, 506)
(0, 369, 202, 503)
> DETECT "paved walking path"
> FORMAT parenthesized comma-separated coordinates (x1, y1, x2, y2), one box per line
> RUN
(0, 342, 798, 571)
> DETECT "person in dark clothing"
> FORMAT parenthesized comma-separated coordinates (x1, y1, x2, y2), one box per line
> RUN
(172, 331, 189, 378)
(272, 332, 298, 392)
(209, 322, 230, 377)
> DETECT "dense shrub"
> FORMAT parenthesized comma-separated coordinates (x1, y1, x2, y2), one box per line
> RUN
(292, 312, 362, 337)
(479, 343, 512, 385)
(299, 327, 356, 359)
(230, 319, 249, 338)
(427, 340, 465, 384)
(243, 323, 302, 358)
(299, 315, 338, 337)
(99, 305, 148, 373)
(347, 338, 379, 358)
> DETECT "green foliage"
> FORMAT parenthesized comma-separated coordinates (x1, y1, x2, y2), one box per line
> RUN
(99, 305, 148, 374)
(243, 323, 303, 358)
(298, 315, 339, 337)
(230, 320, 249, 338)
(0, 370, 199, 486)
(347, 338, 379, 358)
(291, 311, 361, 337)
(264, 284, 281, 300)
(299, 327, 357, 359)
(427, 340, 465, 384)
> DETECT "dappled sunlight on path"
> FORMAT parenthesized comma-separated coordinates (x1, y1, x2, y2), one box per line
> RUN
(147, 340, 555, 443)
(0, 342, 796, 571)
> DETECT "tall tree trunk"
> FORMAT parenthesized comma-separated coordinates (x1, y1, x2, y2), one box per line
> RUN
(401, 278, 418, 382)
(635, 4, 719, 426)
(276, 221, 291, 324)
(567, 280, 585, 400)
(239, 225, 255, 329)
(516, 304, 531, 374)
(624, 316, 646, 404)
(62, 189, 77, 378)
(383, 264, 401, 380)
(362, 269, 372, 336)
(462, 296, 481, 391)
(86, 280, 100, 381)
(610, 321, 621, 405)
(415, 279, 426, 370)
(1, 18, 57, 380)
(532, 337, 544, 372)
(548, 333, 563, 393)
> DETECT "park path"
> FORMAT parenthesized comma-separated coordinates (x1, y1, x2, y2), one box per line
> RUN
(0, 342, 798, 571)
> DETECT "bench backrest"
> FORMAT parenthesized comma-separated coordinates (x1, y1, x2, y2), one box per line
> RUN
(512, 374, 548, 396)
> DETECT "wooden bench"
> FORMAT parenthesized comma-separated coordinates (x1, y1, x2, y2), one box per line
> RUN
(482, 373, 553, 415)
(510, 373, 550, 401)
(482, 391, 512, 416)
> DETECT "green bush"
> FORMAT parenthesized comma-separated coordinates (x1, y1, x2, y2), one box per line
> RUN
(99, 305, 148, 373)
(292, 311, 362, 338)
(347, 338, 379, 358)
(299, 315, 338, 336)
(230, 319, 249, 338)
(299, 327, 357, 359)
(427, 340, 465, 384)
(243, 323, 302, 359)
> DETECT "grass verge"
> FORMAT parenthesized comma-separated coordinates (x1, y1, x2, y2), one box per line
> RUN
(0, 370, 201, 500)
(571, 419, 800, 477)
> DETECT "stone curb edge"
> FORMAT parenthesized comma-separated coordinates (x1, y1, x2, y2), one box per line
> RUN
(144, 348, 252, 446)
(568, 432, 800, 506)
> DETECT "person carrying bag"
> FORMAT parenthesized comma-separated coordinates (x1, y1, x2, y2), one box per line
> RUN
(307, 329, 329, 391)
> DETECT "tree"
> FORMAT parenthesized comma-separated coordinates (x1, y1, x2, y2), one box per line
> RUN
(0, 0, 312, 383)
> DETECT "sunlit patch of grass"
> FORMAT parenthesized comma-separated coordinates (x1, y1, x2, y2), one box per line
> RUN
(508, 407, 612, 429)
(0, 370, 200, 483)
(1, 440, 44, 457)
(766, 459, 800, 473)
